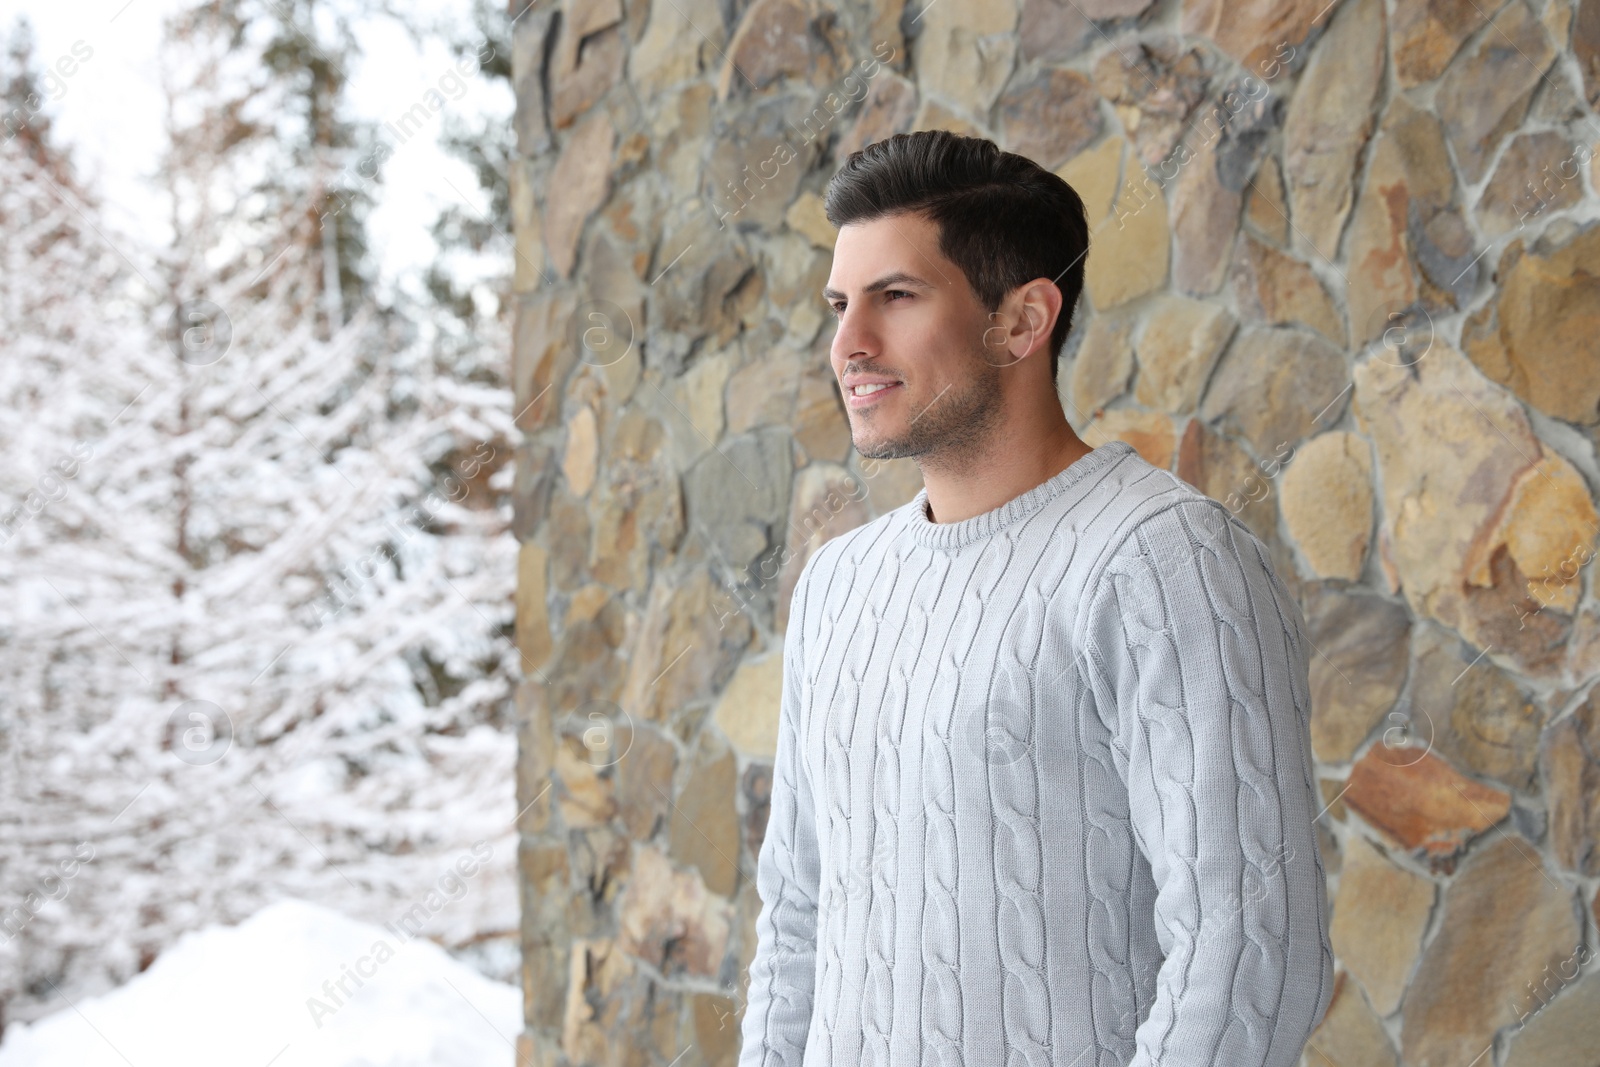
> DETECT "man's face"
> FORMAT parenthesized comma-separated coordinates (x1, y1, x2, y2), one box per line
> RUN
(822, 212, 1007, 463)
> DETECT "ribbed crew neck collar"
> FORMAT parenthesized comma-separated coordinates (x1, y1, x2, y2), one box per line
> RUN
(905, 440, 1135, 551)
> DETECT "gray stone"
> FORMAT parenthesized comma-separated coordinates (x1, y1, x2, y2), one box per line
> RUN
(683, 427, 795, 575)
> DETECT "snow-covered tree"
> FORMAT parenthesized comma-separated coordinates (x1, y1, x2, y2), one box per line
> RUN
(0, 1, 522, 1029)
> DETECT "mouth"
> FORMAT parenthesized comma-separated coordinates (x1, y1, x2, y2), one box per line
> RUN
(845, 381, 904, 409)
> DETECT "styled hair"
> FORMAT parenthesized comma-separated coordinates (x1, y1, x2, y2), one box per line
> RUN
(822, 130, 1091, 385)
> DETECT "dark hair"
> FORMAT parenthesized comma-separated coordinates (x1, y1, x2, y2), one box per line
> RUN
(822, 130, 1090, 385)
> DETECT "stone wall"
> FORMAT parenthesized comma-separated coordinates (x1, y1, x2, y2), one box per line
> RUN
(508, 0, 1600, 1064)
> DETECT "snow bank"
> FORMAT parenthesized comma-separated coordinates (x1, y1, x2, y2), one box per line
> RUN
(0, 898, 520, 1067)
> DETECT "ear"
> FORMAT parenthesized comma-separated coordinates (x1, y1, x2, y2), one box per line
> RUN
(983, 279, 1062, 368)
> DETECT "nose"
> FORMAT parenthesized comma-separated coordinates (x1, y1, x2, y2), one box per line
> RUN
(830, 304, 877, 368)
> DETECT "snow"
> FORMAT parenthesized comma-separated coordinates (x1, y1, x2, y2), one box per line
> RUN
(0, 899, 520, 1067)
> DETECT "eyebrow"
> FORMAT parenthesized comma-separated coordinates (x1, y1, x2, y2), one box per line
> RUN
(821, 271, 936, 303)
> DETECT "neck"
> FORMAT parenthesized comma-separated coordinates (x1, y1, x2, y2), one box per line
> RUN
(918, 406, 1093, 525)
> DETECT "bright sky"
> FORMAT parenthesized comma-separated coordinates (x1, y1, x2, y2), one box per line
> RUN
(0, 0, 512, 303)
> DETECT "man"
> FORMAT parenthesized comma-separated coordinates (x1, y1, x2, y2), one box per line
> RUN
(737, 129, 1334, 1067)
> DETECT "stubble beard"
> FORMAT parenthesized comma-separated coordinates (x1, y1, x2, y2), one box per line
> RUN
(851, 353, 1006, 467)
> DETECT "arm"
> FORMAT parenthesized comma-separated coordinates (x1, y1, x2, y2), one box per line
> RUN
(1080, 498, 1335, 1066)
(738, 572, 821, 1067)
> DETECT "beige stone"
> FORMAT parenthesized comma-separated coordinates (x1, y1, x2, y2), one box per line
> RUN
(664, 349, 731, 470)
(910, 0, 1018, 115)
(1244, 154, 1289, 245)
(1566, 602, 1600, 686)
(1303, 971, 1399, 1067)
(692, 991, 742, 1067)
(1579, 0, 1600, 108)
(1476, 132, 1587, 239)
(1230, 235, 1345, 345)
(1461, 224, 1600, 429)
(669, 734, 740, 896)
(511, 7, 554, 156)
(1346, 97, 1474, 347)
(562, 406, 598, 497)
(761, 237, 831, 347)
(714, 653, 784, 758)
(556, 730, 618, 828)
(1401, 834, 1582, 1067)
(1058, 135, 1123, 227)
(741, 761, 773, 871)
(1181, 0, 1336, 71)
(591, 408, 685, 593)
(785, 191, 836, 250)
(1390, 0, 1494, 88)
(1200, 326, 1348, 459)
(1081, 409, 1178, 471)
(549, 0, 623, 129)
(1091, 37, 1208, 170)
(620, 569, 753, 724)
(1330, 832, 1435, 1016)
(1066, 310, 1137, 422)
(998, 67, 1101, 171)
(683, 426, 794, 574)
(616, 844, 733, 978)
(1279, 431, 1373, 581)
(1471, 452, 1599, 615)
(1169, 130, 1240, 297)
(909, 97, 987, 138)
(614, 721, 678, 842)
(630, 0, 725, 96)
(1303, 584, 1411, 763)
(704, 105, 816, 234)
(1133, 296, 1233, 414)
(562, 937, 637, 1063)
(509, 159, 545, 292)
(513, 288, 580, 433)
(517, 541, 553, 673)
(836, 73, 918, 161)
(544, 110, 616, 278)
(1504, 967, 1600, 1067)
(725, 345, 802, 436)
(1352, 344, 1575, 676)
(1018, 0, 1094, 64)
(1282, 0, 1384, 264)
(1407, 623, 1544, 793)
(1435, 0, 1556, 184)
(718, 0, 813, 101)
(1543, 687, 1600, 877)
(1086, 173, 1170, 309)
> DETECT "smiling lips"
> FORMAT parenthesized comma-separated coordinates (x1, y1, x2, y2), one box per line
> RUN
(844, 379, 904, 408)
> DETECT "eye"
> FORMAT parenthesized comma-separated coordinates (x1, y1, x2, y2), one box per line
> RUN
(829, 301, 846, 316)
(884, 290, 911, 303)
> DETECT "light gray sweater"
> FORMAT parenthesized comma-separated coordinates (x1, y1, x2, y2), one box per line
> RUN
(737, 440, 1335, 1067)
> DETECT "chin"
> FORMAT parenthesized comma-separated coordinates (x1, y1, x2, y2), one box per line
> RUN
(851, 432, 912, 461)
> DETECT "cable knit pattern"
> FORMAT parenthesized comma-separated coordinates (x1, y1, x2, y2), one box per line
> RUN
(737, 440, 1335, 1067)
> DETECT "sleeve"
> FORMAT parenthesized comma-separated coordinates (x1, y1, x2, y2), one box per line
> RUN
(1078, 497, 1336, 1067)
(737, 569, 822, 1067)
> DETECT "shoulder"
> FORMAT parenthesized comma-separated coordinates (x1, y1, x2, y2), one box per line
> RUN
(1073, 453, 1293, 636)
(1076, 450, 1255, 587)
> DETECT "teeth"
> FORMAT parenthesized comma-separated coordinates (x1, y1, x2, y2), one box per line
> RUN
(853, 383, 893, 396)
